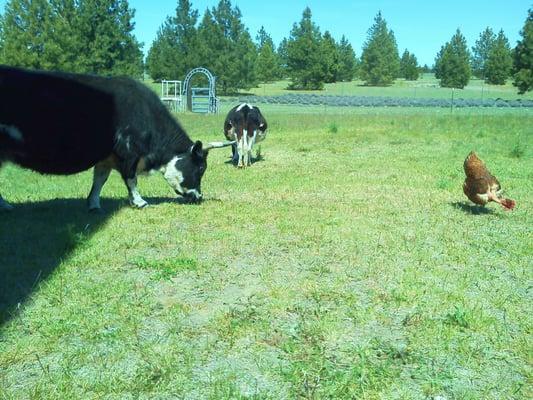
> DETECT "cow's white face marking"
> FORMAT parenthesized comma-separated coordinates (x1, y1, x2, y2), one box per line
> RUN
(161, 156, 203, 201)
(161, 156, 185, 193)
(1, 124, 23, 142)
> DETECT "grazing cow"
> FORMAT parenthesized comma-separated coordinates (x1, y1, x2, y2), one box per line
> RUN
(223, 103, 267, 167)
(0, 66, 233, 212)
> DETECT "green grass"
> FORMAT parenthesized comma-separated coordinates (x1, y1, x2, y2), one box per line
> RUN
(1, 107, 532, 399)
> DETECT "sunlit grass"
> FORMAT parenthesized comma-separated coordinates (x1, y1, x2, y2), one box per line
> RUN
(1, 107, 532, 399)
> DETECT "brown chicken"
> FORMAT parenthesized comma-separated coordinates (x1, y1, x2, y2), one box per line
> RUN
(463, 151, 515, 210)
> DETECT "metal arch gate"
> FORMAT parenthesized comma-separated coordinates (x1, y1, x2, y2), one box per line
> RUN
(182, 67, 219, 114)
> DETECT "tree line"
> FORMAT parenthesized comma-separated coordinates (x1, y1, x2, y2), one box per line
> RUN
(145, 2, 359, 93)
(435, 19, 531, 93)
(0, 1, 531, 94)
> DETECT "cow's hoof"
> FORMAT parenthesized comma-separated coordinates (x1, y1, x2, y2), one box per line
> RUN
(131, 201, 149, 209)
(89, 207, 105, 214)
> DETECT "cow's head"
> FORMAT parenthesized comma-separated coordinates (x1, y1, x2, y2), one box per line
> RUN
(161, 140, 234, 203)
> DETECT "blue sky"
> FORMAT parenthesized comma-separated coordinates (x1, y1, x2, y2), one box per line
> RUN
(128, 0, 530, 65)
(0, 0, 530, 66)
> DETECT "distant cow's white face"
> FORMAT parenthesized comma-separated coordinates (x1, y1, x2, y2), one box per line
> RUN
(161, 141, 207, 203)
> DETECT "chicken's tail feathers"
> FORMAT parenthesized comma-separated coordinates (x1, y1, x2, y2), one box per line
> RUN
(500, 198, 516, 210)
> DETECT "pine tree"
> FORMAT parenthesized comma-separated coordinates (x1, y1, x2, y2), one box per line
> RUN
(286, 7, 326, 90)
(146, 21, 179, 81)
(197, 8, 227, 86)
(471, 27, 495, 78)
(76, 0, 143, 77)
(434, 29, 471, 88)
(256, 26, 281, 82)
(0, 12, 3, 55)
(0, 0, 54, 69)
(146, 0, 200, 80)
(400, 49, 419, 80)
(336, 35, 357, 81)
(277, 37, 288, 77)
(172, 0, 201, 75)
(360, 11, 400, 86)
(256, 42, 280, 82)
(321, 31, 339, 83)
(513, 8, 533, 94)
(43, 0, 85, 72)
(197, 1, 257, 94)
(485, 30, 512, 85)
(256, 25, 274, 49)
(0, 0, 143, 77)
(214, 0, 257, 93)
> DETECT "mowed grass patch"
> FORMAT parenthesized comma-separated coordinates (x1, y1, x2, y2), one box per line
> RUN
(0, 108, 532, 399)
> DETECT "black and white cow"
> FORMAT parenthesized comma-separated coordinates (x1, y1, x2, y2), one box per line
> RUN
(0, 66, 233, 212)
(223, 103, 267, 168)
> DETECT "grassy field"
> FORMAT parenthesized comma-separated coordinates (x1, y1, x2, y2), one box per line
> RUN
(1, 106, 532, 399)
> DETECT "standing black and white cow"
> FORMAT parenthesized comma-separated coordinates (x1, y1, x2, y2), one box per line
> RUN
(223, 103, 267, 168)
(0, 66, 233, 212)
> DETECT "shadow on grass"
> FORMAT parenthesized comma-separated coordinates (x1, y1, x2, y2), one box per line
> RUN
(451, 201, 494, 215)
(0, 195, 191, 326)
(223, 154, 266, 166)
(0, 198, 121, 325)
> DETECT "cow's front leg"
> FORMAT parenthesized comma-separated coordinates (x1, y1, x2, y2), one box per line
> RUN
(0, 194, 13, 211)
(87, 164, 111, 212)
(124, 175, 148, 208)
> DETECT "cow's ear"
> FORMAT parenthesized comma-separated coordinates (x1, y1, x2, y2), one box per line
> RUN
(191, 140, 205, 160)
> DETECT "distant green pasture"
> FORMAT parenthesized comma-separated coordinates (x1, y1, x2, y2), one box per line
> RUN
(247, 74, 533, 100)
(146, 74, 533, 104)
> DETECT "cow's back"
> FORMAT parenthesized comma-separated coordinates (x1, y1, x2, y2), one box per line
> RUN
(0, 67, 118, 174)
